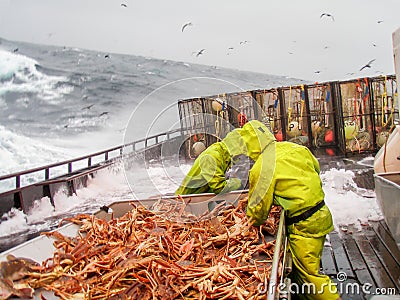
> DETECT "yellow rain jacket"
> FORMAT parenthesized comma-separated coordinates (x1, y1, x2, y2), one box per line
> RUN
(242, 121, 333, 236)
(240, 120, 338, 300)
(175, 129, 246, 195)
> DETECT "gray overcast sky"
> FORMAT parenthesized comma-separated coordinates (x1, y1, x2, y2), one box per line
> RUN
(1, 0, 400, 82)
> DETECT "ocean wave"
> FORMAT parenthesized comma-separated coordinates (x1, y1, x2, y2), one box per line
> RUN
(0, 49, 71, 101)
(0, 124, 70, 183)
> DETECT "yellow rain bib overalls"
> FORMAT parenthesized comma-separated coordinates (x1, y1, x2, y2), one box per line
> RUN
(241, 120, 339, 300)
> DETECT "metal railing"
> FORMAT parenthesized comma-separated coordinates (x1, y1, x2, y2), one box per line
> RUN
(0, 128, 183, 193)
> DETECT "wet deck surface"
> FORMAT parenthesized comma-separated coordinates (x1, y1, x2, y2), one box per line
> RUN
(321, 220, 400, 299)
(315, 154, 400, 298)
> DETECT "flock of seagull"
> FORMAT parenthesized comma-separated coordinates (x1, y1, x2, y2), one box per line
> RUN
(180, 12, 382, 76)
(119, 4, 384, 75)
(181, 21, 250, 57)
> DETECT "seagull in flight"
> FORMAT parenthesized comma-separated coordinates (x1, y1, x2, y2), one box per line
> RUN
(377, 20, 383, 24)
(121, 3, 127, 7)
(195, 49, 205, 57)
(99, 112, 109, 117)
(239, 40, 249, 45)
(181, 22, 193, 32)
(359, 59, 376, 71)
(320, 13, 334, 21)
(226, 47, 234, 55)
(82, 104, 95, 110)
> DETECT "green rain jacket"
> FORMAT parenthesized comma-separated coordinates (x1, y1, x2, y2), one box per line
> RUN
(175, 129, 246, 195)
(241, 120, 333, 238)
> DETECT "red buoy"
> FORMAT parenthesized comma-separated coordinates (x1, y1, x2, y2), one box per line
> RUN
(325, 148, 335, 156)
(237, 113, 247, 127)
(325, 129, 334, 143)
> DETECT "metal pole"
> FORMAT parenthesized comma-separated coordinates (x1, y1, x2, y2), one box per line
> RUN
(267, 211, 286, 300)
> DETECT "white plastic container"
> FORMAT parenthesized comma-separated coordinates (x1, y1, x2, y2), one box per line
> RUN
(374, 125, 400, 173)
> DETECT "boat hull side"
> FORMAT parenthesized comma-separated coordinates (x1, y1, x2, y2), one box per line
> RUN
(374, 172, 400, 247)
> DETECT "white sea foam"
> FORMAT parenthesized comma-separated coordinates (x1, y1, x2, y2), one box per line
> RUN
(0, 208, 30, 235)
(123, 160, 191, 199)
(0, 125, 71, 190)
(0, 49, 71, 101)
(0, 166, 131, 238)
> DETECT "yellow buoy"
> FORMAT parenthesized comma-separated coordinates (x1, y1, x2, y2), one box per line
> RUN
(287, 121, 301, 138)
(192, 141, 206, 156)
(211, 98, 223, 112)
(344, 121, 359, 140)
(311, 120, 322, 137)
(376, 131, 389, 147)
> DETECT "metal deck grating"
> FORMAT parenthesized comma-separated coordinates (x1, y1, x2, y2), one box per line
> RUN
(321, 221, 400, 299)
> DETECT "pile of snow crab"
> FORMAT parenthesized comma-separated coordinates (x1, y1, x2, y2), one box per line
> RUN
(1, 197, 282, 299)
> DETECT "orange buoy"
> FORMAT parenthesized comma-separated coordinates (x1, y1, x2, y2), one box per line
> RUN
(324, 129, 334, 143)
(274, 130, 283, 141)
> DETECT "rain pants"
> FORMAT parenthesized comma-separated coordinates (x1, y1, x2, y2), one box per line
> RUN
(175, 129, 246, 195)
(240, 120, 339, 300)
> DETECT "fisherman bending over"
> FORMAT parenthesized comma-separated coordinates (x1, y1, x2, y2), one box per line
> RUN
(176, 120, 341, 300)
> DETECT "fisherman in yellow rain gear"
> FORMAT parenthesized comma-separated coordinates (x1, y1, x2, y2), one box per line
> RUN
(176, 120, 340, 300)
(175, 129, 245, 195)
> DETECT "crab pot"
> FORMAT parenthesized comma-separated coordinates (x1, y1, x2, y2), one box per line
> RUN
(226, 91, 257, 128)
(178, 98, 209, 159)
(370, 75, 399, 148)
(337, 78, 375, 154)
(305, 83, 338, 149)
(201, 95, 233, 142)
(279, 85, 311, 147)
(254, 88, 284, 140)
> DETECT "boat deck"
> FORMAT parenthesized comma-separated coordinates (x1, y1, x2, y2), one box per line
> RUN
(321, 220, 400, 299)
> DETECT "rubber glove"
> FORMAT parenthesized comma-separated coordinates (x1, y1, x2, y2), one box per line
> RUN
(221, 177, 243, 193)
